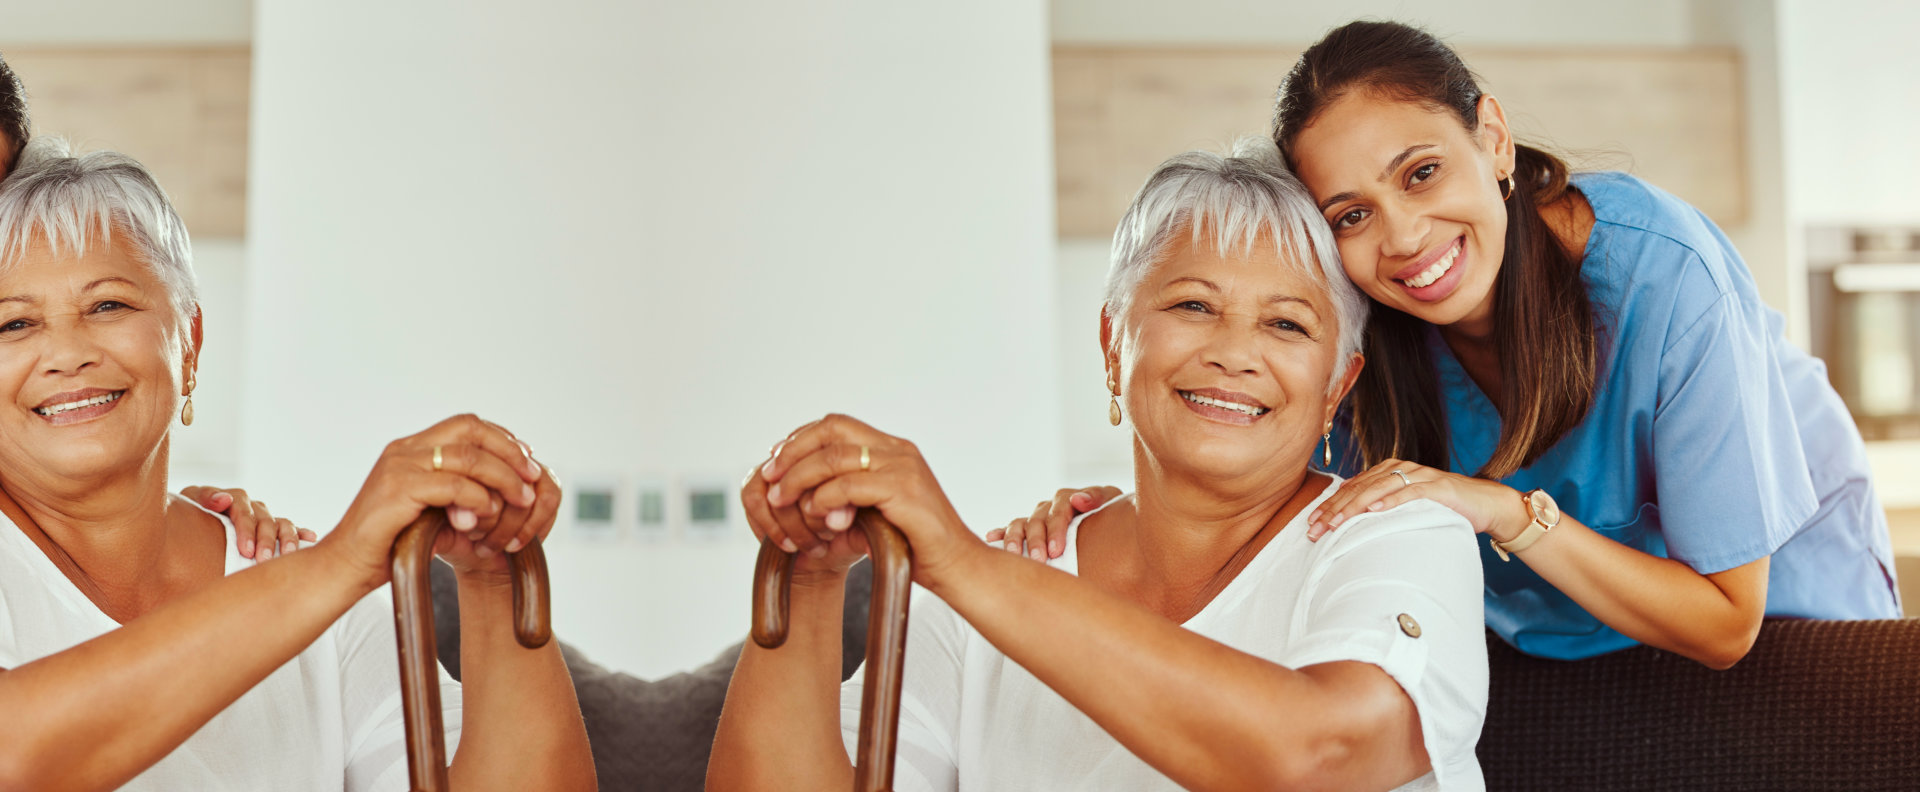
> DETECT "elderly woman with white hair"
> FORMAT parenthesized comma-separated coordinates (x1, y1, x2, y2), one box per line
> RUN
(0, 139, 595, 791)
(0, 50, 313, 561)
(709, 140, 1488, 791)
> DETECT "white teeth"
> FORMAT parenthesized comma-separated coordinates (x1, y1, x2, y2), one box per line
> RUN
(1404, 242, 1460, 289)
(1181, 391, 1269, 416)
(35, 391, 122, 416)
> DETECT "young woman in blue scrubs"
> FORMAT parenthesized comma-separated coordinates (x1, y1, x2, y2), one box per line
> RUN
(993, 20, 1899, 668)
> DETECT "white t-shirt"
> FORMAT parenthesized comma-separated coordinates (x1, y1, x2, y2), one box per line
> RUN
(839, 482, 1488, 791)
(0, 505, 462, 791)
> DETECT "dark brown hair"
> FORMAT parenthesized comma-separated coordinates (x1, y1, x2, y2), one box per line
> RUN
(0, 52, 27, 174)
(1272, 20, 1597, 478)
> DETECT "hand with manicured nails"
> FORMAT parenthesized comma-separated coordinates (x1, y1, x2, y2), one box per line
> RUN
(748, 414, 980, 592)
(321, 414, 554, 593)
(1306, 458, 1527, 542)
(983, 486, 1123, 560)
(179, 486, 318, 561)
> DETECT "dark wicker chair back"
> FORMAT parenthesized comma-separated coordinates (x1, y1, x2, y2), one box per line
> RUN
(1479, 619, 1920, 791)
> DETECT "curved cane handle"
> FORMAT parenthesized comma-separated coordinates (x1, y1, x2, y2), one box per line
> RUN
(750, 511, 913, 792)
(391, 509, 553, 792)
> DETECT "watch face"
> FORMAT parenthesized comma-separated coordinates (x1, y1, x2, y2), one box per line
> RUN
(1527, 489, 1561, 526)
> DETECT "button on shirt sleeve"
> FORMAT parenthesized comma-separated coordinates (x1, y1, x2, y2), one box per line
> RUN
(1279, 500, 1490, 790)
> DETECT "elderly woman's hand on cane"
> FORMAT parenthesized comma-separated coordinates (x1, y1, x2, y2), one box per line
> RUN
(755, 414, 983, 591)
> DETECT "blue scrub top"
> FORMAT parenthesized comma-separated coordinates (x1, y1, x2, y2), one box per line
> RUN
(1333, 171, 1901, 660)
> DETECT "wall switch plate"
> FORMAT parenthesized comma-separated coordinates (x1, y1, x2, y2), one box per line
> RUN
(633, 475, 670, 542)
(567, 475, 624, 542)
(684, 476, 735, 540)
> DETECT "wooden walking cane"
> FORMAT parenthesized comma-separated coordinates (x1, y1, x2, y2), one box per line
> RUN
(391, 509, 553, 792)
(752, 510, 913, 792)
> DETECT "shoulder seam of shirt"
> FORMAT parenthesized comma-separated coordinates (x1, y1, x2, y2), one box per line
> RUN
(1579, 171, 1736, 292)
(1659, 289, 1737, 356)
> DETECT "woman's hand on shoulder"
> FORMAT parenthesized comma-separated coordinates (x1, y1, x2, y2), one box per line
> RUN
(320, 414, 549, 592)
(180, 486, 318, 561)
(982, 486, 1122, 561)
(1306, 459, 1527, 541)
(754, 414, 978, 590)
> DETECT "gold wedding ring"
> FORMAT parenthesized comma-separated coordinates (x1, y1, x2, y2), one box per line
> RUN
(1391, 469, 1411, 488)
(859, 445, 871, 472)
(432, 445, 444, 471)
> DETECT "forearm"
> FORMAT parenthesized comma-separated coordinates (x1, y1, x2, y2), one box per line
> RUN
(446, 573, 595, 792)
(0, 549, 364, 792)
(1510, 516, 1767, 668)
(707, 573, 854, 792)
(934, 548, 1423, 791)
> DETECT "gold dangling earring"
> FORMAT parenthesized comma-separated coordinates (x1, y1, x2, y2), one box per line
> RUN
(181, 372, 196, 427)
(1107, 370, 1122, 427)
(1499, 172, 1514, 201)
(1321, 430, 1333, 468)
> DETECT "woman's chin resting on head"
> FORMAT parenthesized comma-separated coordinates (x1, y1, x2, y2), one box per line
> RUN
(0, 140, 594, 792)
(708, 140, 1488, 792)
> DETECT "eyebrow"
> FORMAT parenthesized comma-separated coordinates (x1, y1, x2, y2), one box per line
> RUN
(1165, 276, 1322, 314)
(0, 277, 142, 305)
(1316, 143, 1440, 212)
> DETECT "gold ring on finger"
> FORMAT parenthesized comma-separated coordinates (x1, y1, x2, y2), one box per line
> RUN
(432, 445, 444, 472)
(1391, 469, 1411, 487)
(859, 445, 871, 472)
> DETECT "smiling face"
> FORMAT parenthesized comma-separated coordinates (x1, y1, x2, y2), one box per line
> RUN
(1106, 229, 1361, 488)
(0, 232, 196, 488)
(1289, 91, 1515, 333)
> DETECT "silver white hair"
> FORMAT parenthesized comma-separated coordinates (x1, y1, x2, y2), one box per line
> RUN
(0, 138, 199, 325)
(1105, 137, 1367, 387)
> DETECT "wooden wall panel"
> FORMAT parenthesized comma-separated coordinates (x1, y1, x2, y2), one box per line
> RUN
(2, 47, 250, 237)
(1054, 46, 1746, 238)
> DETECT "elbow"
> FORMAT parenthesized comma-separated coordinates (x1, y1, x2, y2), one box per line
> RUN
(1692, 618, 1763, 671)
(1258, 734, 1361, 792)
(1696, 634, 1758, 671)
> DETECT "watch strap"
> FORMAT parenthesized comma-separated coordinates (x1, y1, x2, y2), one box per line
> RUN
(1493, 489, 1556, 562)
(1492, 520, 1547, 562)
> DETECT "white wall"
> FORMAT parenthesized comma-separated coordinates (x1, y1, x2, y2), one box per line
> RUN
(1056, 239, 1132, 489)
(1689, 0, 1799, 342)
(248, 0, 1059, 679)
(169, 239, 246, 487)
(1778, 0, 1920, 225)
(0, 0, 250, 44)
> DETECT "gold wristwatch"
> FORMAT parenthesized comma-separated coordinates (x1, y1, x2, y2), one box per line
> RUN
(1492, 489, 1560, 562)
